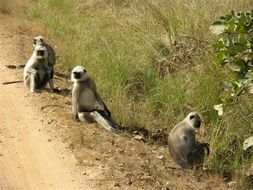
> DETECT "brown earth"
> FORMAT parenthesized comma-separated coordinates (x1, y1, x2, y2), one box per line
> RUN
(0, 9, 229, 190)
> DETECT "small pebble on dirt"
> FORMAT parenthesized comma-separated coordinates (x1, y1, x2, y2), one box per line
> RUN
(113, 182, 120, 187)
(157, 155, 164, 160)
(82, 172, 87, 176)
(161, 182, 170, 190)
(47, 118, 53, 124)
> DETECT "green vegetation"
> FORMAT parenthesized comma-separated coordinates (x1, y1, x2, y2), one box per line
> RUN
(10, 0, 253, 188)
(211, 11, 253, 117)
(0, 0, 12, 14)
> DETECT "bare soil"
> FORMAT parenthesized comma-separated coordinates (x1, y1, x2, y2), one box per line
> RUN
(0, 11, 228, 190)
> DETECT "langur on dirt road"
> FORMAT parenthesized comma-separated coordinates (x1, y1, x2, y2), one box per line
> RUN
(71, 65, 111, 122)
(24, 45, 53, 92)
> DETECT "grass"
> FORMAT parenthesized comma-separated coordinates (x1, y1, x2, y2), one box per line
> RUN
(7, 0, 253, 188)
(0, 0, 12, 14)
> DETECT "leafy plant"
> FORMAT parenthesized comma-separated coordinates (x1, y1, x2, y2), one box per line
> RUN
(211, 10, 253, 115)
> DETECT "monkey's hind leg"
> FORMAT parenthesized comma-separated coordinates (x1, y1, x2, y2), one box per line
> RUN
(29, 71, 39, 93)
(48, 70, 54, 90)
(78, 109, 107, 123)
(26, 69, 41, 93)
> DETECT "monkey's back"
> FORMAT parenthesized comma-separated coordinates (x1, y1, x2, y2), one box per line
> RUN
(45, 43, 56, 67)
(168, 122, 195, 168)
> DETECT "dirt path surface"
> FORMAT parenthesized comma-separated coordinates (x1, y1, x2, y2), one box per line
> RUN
(0, 15, 90, 190)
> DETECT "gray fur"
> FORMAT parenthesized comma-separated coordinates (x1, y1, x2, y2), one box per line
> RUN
(24, 45, 53, 92)
(71, 66, 111, 121)
(33, 36, 56, 69)
(168, 112, 209, 169)
(33, 36, 56, 89)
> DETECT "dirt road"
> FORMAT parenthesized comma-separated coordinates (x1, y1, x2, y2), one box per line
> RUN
(0, 15, 89, 190)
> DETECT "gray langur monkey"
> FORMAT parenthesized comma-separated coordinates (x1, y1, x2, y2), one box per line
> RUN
(23, 45, 53, 92)
(168, 112, 210, 169)
(71, 65, 111, 122)
(33, 36, 56, 89)
(33, 36, 56, 67)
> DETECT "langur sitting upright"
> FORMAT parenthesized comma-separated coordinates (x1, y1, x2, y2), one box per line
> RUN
(33, 35, 56, 68)
(71, 65, 111, 122)
(23, 45, 53, 92)
(33, 36, 56, 89)
(168, 112, 210, 169)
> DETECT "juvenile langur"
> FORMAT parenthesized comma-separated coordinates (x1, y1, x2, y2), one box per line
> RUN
(71, 66, 111, 122)
(168, 112, 210, 169)
(33, 36, 56, 67)
(24, 45, 53, 92)
(33, 36, 56, 89)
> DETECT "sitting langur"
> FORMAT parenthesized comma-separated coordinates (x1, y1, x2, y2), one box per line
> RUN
(33, 36, 56, 89)
(71, 65, 111, 122)
(24, 45, 53, 92)
(168, 112, 210, 169)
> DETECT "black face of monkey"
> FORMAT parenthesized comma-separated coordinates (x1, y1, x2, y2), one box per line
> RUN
(189, 114, 201, 128)
(194, 119, 201, 128)
(37, 50, 45, 57)
(71, 66, 88, 82)
(73, 72, 82, 79)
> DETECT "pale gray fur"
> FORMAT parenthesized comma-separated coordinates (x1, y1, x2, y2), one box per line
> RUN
(23, 45, 52, 92)
(33, 36, 55, 89)
(71, 65, 111, 121)
(33, 36, 56, 68)
(168, 112, 207, 168)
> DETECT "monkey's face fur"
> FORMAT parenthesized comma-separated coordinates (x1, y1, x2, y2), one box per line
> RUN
(185, 112, 201, 129)
(33, 36, 45, 47)
(71, 66, 88, 82)
(33, 45, 48, 59)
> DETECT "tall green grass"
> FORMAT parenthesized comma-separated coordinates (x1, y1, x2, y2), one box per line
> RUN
(22, 0, 253, 188)
(0, 0, 12, 14)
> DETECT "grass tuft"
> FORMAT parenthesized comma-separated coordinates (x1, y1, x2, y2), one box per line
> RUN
(0, 0, 12, 14)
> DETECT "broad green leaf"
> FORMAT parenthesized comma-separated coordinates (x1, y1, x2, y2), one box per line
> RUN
(246, 70, 253, 80)
(216, 52, 227, 66)
(214, 39, 225, 49)
(243, 136, 253, 150)
(247, 84, 253, 94)
(209, 24, 227, 35)
(214, 104, 224, 116)
(229, 63, 241, 72)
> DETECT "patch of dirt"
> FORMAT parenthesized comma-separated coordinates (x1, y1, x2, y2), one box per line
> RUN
(0, 7, 228, 190)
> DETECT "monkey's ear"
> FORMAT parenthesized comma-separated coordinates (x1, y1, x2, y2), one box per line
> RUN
(83, 69, 87, 73)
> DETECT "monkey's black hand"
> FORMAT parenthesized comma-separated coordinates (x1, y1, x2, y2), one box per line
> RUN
(104, 107, 111, 118)
(74, 114, 80, 122)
